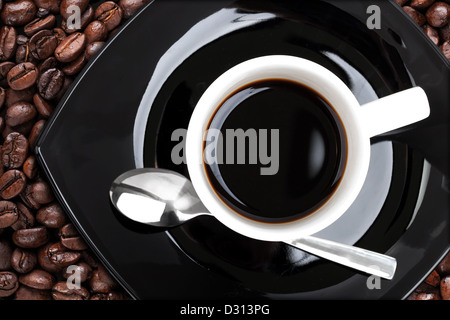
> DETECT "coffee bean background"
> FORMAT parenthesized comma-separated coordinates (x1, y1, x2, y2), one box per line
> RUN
(396, 0, 450, 60)
(0, 0, 448, 300)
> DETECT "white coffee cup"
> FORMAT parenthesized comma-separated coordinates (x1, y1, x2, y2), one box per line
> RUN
(186, 55, 429, 242)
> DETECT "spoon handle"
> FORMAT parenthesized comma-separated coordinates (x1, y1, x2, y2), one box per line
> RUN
(286, 236, 397, 280)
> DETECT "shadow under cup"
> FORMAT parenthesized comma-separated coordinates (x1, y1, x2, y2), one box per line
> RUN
(202, 78, 348, 224)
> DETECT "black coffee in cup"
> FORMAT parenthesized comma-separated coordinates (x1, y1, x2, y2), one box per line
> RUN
(203, 79, 347, 223)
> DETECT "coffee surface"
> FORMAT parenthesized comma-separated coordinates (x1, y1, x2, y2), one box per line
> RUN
(204, 79, 347, 223)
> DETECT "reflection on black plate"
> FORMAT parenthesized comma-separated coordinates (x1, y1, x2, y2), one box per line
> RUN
(36, 0, 450, 299)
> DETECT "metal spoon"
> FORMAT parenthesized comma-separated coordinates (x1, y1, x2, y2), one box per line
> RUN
(109, 168, 397, 280)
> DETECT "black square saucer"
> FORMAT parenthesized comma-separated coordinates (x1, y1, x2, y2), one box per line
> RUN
(36, 0, 450, 299)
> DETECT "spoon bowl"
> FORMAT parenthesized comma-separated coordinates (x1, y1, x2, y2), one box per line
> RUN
(110, 168, 208, 227)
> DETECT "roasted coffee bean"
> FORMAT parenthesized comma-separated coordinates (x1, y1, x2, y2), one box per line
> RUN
(60, 0, 90, 20)
(0, 0, 37, 27)
(84, 41, 104, 61)
(61, 53, 85, 76)
(63, 261, 92, 283)
(6, 101, 37, 127)
(0, 271, 19, 297)
(119, 0, 151, 19)
(441, 275, 450, 299)
(47, 241, 81, 267)
(5, 86, 35, 108)
(54, 32, 86, 63)
(14, 45, 27, 62)
(2, 132, 28, 168)
(423, 24, 441, 44)
(11, 247, 37, 273)
(0, 210, 19, 228)
(14, 284, 52, 300)
(95, 1, 123, 31)
(4, 174, 25, 196)
(0, 238, 13, 270)
(0, 61, 15, 85)
(19, 269, 55, 290)
(440, 23, 450, 41)
(29, 29, 58, 60)
(12, 226, 48, 248)
(411, 0, 436, 10)
(34, 0, 61, 14)
(11, 201, 35, 230)
(437, 252, 450, 275)
(54, 75, 72, 101)
(24, 15, 56, 36)
(36, 202, 67, 228)
(32, 93, 53, 118)
(7, 62, 39, 90)
(36, 7, 52, 19)
(38, 56, 58, 73)
(0, 200, 19, 227)
(60, 223, 87, 250)
(61, 5, 94, 34)
(52, 27, 66, 44)
(28, 118, 45, 149)
(37, 67, 64, 100)
(15, 43, 39, 65)
(89, 265, 117, 293)
(16, 35, 29, 46)
(426, 2, 450, 28)
(19, 183, 40, 210)
(404, 6, 428, 25)
(37, 243, 62, 273)
(0, 26, 17, 61)
(0, 170, 27, 199)
(442, 39, 450, 59)
(425, 269, 441, 286)
(84, 20, 108, 45)
(23, 155, 37, 179)
(81, 5, 94, 27)
(30, 180, 54, 204)
(52, 281, 90, 300)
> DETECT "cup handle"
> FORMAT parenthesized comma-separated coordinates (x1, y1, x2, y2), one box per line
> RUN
(359, 87, 430, 138)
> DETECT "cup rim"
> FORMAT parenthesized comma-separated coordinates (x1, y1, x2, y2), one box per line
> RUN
(186, 55, 371, 241)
